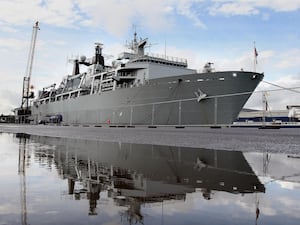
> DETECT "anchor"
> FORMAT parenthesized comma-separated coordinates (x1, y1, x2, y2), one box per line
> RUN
(194, 88, 207, 102)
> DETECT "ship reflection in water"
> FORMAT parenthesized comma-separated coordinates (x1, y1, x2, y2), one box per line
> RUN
(1, 133, 300, 225)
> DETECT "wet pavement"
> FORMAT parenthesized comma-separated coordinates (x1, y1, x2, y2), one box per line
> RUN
(0, 124, 300, 153)
(0, 129, 300, 225)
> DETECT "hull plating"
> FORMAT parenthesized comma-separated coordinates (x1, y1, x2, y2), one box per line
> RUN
(32, 71, 263, 125)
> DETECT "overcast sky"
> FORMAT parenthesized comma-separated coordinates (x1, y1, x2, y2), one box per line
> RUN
(1, 0, 300, 114)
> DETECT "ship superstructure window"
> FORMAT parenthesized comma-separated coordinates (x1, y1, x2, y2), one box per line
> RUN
(118, 71, 136, 77)
(65, 77, 81, 92)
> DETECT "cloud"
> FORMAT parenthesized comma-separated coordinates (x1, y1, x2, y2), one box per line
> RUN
(0, 0, 173, 35)
(75, 0, 209, 33)
(0, 38, 29, 50)
(209, 47, 300, 110)
(175, 0, 206, 28)
(0, 0, 208, 36)
(0, 89, 20, 114)
(276, 195, 300, 218)
(209, 0, 300, 16)
(0, 24, 18, 33)
(278, 181, 300, 190)
(0, 0, 82, 27)
(209, 2, 259, 16)
(275, 49, 300, 69)
(203, 49, 274, 73)
(245, 74, 300, 110)
(0, 0, 300, 35)
(75, 0, 179, 36)
(259, 0, 300, 12)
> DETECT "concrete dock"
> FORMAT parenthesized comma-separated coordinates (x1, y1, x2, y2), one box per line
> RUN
(1, 124, 299, 153)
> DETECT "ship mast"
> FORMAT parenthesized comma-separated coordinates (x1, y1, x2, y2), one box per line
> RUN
(262, 92, 268, 125)
(21, 21, 40, 112)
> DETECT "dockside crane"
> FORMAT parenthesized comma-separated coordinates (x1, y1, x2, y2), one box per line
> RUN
(19, 21, 40, 122)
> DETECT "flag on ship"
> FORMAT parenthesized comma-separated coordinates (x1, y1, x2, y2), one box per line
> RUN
(254, 46, 258, 64)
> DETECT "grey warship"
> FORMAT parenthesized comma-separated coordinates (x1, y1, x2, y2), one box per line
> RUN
(32, 32, 264, 126)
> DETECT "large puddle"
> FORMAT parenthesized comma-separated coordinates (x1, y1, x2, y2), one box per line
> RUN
(0, 132, 300, 225)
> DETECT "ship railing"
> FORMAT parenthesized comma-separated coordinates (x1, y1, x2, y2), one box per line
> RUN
(144, 53, 187, 65)
(101, 86, 113, 92)
(101, 82, 113, 88)
(129, 53, 187, 66)
(35, 88, 92, 103)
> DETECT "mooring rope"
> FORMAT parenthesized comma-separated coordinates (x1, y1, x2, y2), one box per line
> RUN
(261, 80, 300, 94)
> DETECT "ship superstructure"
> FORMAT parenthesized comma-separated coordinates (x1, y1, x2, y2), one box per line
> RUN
(31, 32, 263, 126)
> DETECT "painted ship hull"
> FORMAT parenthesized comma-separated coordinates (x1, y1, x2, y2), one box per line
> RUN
(31, 71, 263, 126)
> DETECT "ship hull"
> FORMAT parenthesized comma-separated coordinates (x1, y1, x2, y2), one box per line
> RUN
(32, 71, 263, 126)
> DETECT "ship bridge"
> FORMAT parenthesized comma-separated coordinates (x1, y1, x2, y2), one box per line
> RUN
(118, 52, 188, 68)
